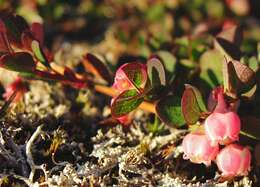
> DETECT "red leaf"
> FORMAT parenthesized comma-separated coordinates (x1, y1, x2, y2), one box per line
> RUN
(31, 22, 44, 45)
(83, 53, 112, 84)
(0, 52, 36, 73)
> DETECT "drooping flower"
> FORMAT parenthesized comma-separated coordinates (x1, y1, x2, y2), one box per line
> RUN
(205, 112, 241, 146)
(182, 132, 219, 166)
(205, 88, 241, 145)
(216, 144, 251, 177)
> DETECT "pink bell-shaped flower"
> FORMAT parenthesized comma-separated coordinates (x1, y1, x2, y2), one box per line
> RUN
(182, 133, 219, 166)
(205, 112, 240, 145)
(216, 144, 251, 177)
(205, 88, 241, 145)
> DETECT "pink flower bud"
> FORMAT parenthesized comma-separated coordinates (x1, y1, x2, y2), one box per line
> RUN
(182, 133, 219, 166)
(113, 63, 147, 93)
(216, 144, 251, 177)
(205, 112, 241, 145)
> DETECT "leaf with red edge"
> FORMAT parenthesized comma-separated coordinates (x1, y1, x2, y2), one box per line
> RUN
(0, 52, 36, 73)
(0, 19, 12, 54)
(181, 84, 207, 124)
(232, 60, 256, 90)
(0, 12, 29, 47)
(111, 89, 144, 118)
(119, 62, 147, 90)
(83, 53, 112, 84)
(31, 22, 44, 45)
(223, 59, 240, 98)
(156, 95, 185, 127)
(31, 40, 49, 68)
(147, 57, 166, 87)
(223, 59, 256, 98)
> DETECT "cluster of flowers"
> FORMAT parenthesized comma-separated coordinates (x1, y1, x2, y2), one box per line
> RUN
(182, 87, 251, 178)
(112, 62, 251, 178)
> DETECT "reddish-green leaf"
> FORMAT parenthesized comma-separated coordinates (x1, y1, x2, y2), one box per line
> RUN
(31, 40, 50, 68)
(156, 95, 185, 127)
(120, 62, 147, 90)
(111, 89, 144, 118)
(224, 60, 256, 97)
(156, 51, 177, 82)
(147, 57, 166, 87)
(0, 12, 29, 46)
(83, 53, 112, 84)
(181, 84, 207, 124)
(223, 59, 240, 98)
(0, 52, 36, 73)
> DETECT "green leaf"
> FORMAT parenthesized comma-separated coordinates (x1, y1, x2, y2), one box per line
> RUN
(147, 57, 166, 87)
(120, 63, 147, 90)
(181, 84, 207, 124)
(111, 89, 144, 118)
(31, 40, 50, 68)
(240, 116, 260, 140)
(200, 49, 224, 88)
(0, 52, 36, 73)
(156, 51, 177, 82)
(156, 95, 185, 127)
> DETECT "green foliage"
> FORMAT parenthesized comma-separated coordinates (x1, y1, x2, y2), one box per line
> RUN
(111, 89, 144, 118)
(156, 95, 185, 127)
(199, 50, 224, 88)
(181, 84, 207, 124)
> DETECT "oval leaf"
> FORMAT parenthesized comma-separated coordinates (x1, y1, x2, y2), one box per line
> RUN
(0, 12, 29, 46)
(120, 62, 147, 90)
(31, 40, 50, 68)
(223, 59, 256, 97)
(147, 57, 166, 87)
(181, 84, 207, 124)
(111, 89, 144, 118)
(156, 95, 185, 127)
(156, 51, 177, 82)
(200, 49, 224, 88)
(83, 53, 112, 84)
(0, 52, 36, 73)
(222, 59, 240, 98)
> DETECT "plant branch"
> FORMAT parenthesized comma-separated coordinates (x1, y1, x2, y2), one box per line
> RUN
(50, 63, 156, 114)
